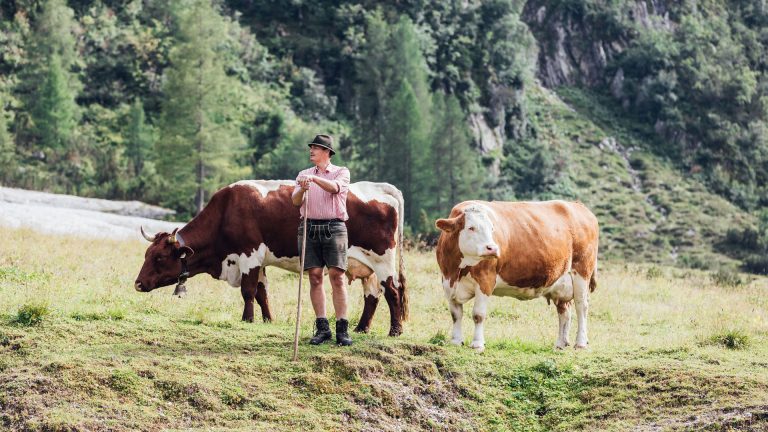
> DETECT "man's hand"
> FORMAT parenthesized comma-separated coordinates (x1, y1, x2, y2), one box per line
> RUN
(298, 175, 314, 190)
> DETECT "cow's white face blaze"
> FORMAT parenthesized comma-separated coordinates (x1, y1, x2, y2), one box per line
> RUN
(436, 206, 500, 265)
(458, 208, 499, 259)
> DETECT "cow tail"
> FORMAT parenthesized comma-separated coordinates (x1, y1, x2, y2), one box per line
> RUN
(590, 256, 598, 293)
(395, 186, 409, 321)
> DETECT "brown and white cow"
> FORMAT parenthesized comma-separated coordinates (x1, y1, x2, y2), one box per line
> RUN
(435, 200, 599, 351)
(134, 180, 408, 336)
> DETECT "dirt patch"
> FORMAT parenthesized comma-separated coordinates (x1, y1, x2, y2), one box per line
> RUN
(637, 405, 768, 431)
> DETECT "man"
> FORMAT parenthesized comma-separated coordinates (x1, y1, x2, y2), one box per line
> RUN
(292, 134, 353, 346)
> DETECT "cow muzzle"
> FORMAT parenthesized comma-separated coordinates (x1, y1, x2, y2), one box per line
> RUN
(480, 245, 500, 258)
(135, 281, 147, 292)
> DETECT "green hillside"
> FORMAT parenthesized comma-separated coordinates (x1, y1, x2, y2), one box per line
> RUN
(528, 85, 753, 267)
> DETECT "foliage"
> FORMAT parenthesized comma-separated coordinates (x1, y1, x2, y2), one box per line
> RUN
(608, 2, 768, 210)
(708, 329, 751, 350)
(710, 269, 744, 288)
(426, 92, 485, 223)
(722, 209, 768, 274)
(13, 302, 50, 326)
(156, 0, 248, 216)
(0, 0, 767, 272)
(0, 96, 14, 185)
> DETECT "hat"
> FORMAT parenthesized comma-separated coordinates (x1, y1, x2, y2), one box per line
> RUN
(307, 134, 335, 156)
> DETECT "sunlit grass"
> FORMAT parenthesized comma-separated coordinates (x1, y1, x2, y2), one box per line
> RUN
(2, 226, 768, 431)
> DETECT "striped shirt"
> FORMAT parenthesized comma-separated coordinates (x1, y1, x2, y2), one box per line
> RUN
(295, 163, 350, 221)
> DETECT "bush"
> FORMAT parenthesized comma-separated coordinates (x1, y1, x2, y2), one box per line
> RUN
(14, 303, 50, 326)
(710, 269, 743, 287)
(744, 255, 768, 275)
(428, 330, 447, 346)
(709, 329, 750, 350)
(645, 266, 663, 279)
(221, 386, 248, 407)
(108, 369, 140, 394)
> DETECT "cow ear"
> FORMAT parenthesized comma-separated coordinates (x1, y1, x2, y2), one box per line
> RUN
(435, 217, 458, 233)
(177, 246, 195, 259)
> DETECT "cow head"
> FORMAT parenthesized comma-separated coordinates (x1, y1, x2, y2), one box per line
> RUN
(134, 227, 194, 292)
(436, 206, 499, 261)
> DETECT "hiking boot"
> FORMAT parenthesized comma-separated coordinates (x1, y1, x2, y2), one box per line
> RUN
(336, 318, 353, 346)
(309, 318, 332, 345)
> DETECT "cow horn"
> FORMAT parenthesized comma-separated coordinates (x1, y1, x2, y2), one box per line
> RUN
(140, 226, 156, 242)
(168, 228, 178, 244)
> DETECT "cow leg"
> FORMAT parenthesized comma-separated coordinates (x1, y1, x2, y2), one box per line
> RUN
(555, 300, 572, 350)
(449, 299, 464, 345)
(470, 291, 490, 352)
(573, 273, 590, 349)
(382, 277, 403, 336)
(255, 267, 273, 323)
(354, 274, 380, 333)
(240, 271, 256, 323)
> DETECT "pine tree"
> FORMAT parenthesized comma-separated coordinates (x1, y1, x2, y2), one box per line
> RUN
(380, 16, 433, 225)
(22, 0, 81, 160)
(157, 0, 246, 215)
(0, 98, 15, 185)
(430, 93, 484, 216)
(32, 53, 77, 152)
(125, 99, 154, 177)
(355, 11, 391, 179)
(384, 80, 423, 224)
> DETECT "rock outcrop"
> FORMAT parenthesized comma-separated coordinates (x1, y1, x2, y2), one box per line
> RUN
(522, 0, 674, 89)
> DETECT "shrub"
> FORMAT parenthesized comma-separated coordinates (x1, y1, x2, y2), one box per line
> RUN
(108, 369, 140, 394)
(532, 359, 560, 378)
(645, 266, 663, 279)
(428, 330, 447, 346)
(744, 255, 768, 275)
(14, 303, 50, 326)
(710, 269, 743, 287)
(221, 386, 248, 407)
(709, 329, 750, 350)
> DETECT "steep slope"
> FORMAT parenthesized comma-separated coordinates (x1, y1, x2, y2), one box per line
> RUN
(526, 85, 754, 268)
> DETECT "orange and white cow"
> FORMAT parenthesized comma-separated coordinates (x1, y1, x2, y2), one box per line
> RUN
(435, 200, 599, 351)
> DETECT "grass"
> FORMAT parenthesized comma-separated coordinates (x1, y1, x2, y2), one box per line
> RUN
(526, 85, 755, 270)
(1, 226, 768, 431)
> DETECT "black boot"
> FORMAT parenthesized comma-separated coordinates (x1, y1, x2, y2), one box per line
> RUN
(310, 318, 332, 345)
(336, 319, 353, 346)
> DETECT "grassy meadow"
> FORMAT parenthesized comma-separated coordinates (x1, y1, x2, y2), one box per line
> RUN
(1, 226, 768, 431)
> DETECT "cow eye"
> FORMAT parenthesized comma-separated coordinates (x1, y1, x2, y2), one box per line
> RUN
(468, 226, 476, 232)
(155, 256, 165, 263)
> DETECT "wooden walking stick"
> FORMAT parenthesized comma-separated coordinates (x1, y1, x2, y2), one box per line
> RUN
(292, 184, 310, 362)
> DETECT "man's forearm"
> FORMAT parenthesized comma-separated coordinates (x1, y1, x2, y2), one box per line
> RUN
(291, 188, 305, 206)
(311, 176, 340, 193)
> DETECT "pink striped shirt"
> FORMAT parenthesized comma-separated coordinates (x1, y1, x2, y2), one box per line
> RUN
(295, 163, 350, 221)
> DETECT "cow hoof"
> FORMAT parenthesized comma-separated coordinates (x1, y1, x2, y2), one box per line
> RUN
(242, 317, 254, 323)
(354, 326, 369, 334)
(450, 339, 464, 346)
(555, 340, 570, 350)
(388, 328, 403, 337)
(470, 343, 485, 353)
(574, 343, 588, 350)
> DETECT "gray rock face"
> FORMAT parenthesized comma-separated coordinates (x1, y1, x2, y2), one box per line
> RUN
(0, 187, 175, 219)
(523, 0, 674, 89)
(0, 187, 182, 241)
(469, 113, 504, 154)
